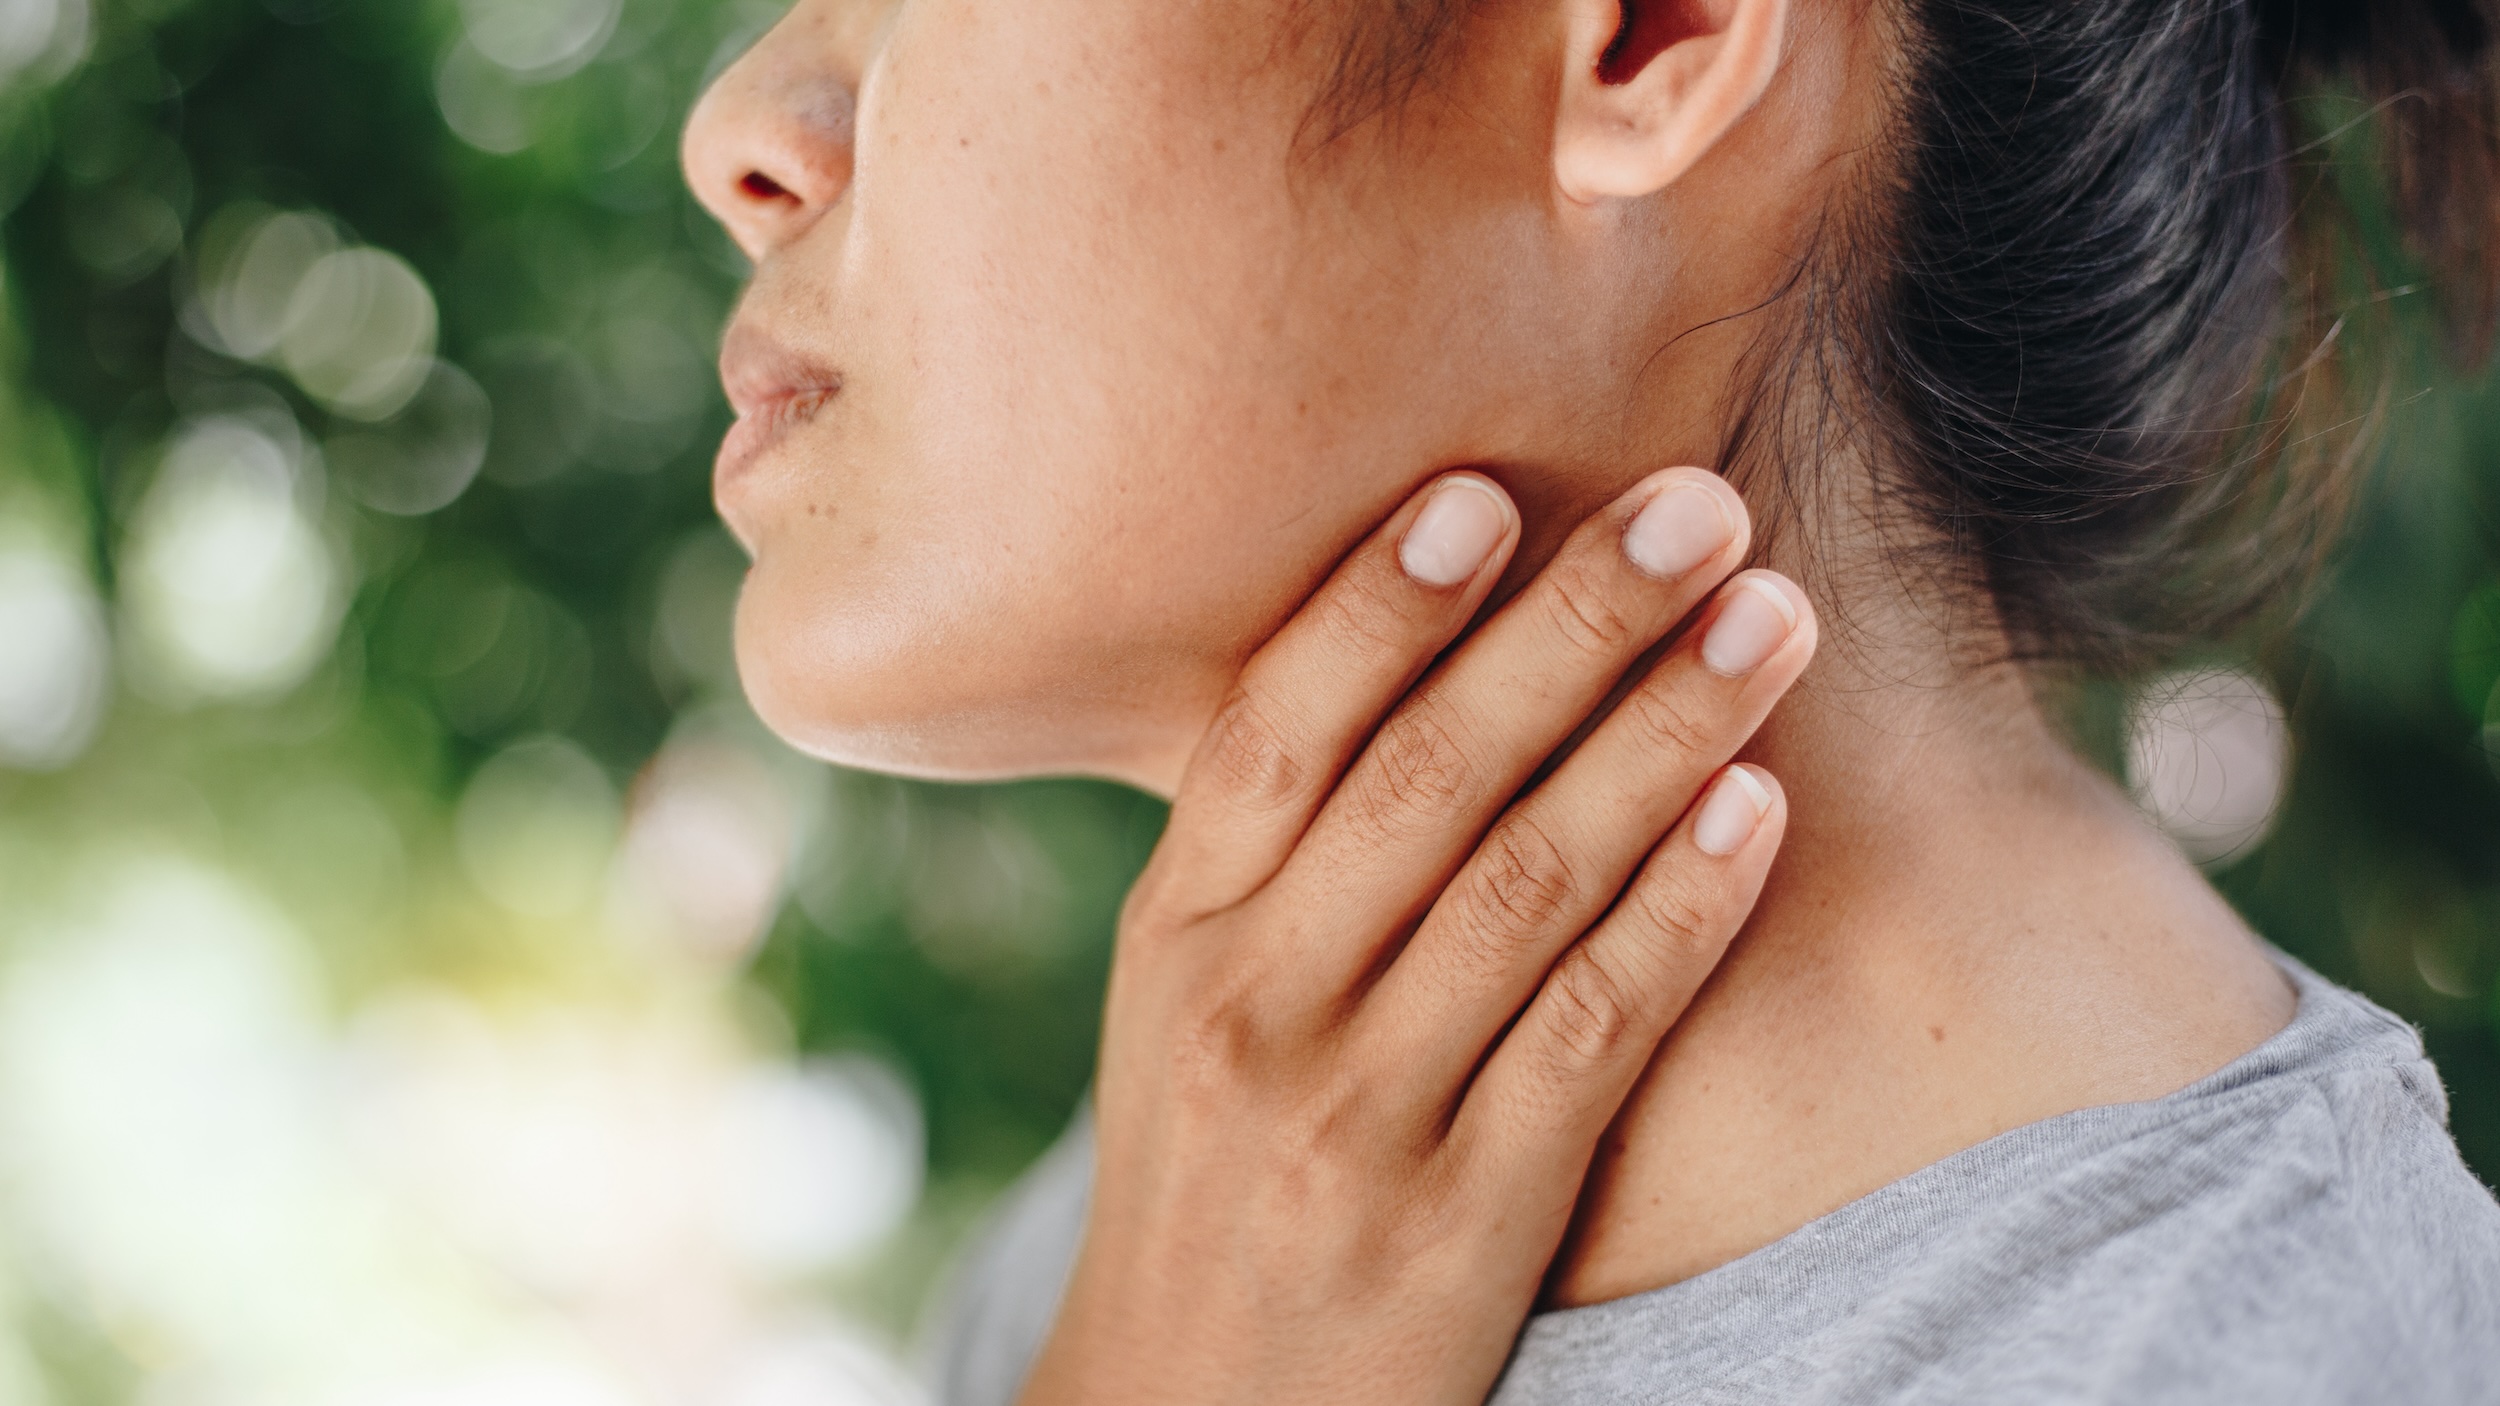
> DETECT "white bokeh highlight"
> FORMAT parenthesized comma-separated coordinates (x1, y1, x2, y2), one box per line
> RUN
(457, 737, 623, 919)
(280, 248, 441, 421)
(193, 208, 444, 422)
(328, 360, 493, 517)
(0, 858, 495, 1400)
(712, 1059, 923, 1279)
(0, 0, 87, 86)
(458, 0, 620, 80)
(2127, 666, 2292, 866)
(120, 418, 342, 705)
(0, 535, 110, 770)
(613, 730, 804, 962)
(0, 855, 932, 1406)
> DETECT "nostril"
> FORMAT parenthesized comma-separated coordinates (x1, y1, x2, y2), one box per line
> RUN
(741, 171, 793, 201)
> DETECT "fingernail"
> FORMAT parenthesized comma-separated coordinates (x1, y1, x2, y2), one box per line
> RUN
(1623, 483, 1732, 580)
(1701, 578, 1798, 677)
(1400, 478, 1510, 588)
(1694, 766, 1773, 857)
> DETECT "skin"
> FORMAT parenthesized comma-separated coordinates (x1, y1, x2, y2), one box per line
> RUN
(685, 0, 2300, 1397)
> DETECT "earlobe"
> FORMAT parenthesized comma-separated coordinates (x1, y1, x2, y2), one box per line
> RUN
(1554, 0, 1792, 204)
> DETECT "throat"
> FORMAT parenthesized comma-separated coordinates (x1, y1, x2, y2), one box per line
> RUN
(1540, 675, 2297, 1309)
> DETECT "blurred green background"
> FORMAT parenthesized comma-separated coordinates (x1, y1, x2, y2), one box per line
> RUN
(0, 1, 2491, 1402)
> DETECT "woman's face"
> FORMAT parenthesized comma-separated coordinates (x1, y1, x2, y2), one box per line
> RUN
(684, 0, 1853, 789)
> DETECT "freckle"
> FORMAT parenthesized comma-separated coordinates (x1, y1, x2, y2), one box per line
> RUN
(1929, 1025, 1946, 1043)
(959, 137, 969, 148)
(1214, 137, 1228, 154)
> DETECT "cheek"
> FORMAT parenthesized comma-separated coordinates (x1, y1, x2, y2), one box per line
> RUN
(731, 383, 1387, 779)
(731, 0, 1463, 776)
(852, 6, 1306, 464)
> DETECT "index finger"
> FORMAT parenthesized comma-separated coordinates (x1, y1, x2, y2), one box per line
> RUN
(1251, 468, 1753, 974)
(1151, 474, 1520, 913)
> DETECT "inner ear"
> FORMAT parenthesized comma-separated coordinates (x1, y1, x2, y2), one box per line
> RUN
(1599, 0, 1716, 84)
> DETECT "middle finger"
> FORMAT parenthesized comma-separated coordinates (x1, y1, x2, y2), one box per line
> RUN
(1259, 466, 1751, 1001)
(1363, 567, 1814, 1094)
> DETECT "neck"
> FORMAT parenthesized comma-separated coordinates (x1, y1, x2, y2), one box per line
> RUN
(1544, 633, 2296, 1306)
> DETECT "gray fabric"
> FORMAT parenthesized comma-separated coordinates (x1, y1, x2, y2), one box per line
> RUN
(924, 955, 2500, 1405)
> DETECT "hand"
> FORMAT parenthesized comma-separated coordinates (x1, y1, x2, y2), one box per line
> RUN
(1020, 468, 1818, 1406)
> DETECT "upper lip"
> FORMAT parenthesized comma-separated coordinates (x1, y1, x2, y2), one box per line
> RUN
(719, 322, 843, 423)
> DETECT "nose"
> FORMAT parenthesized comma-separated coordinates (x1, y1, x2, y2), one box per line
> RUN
(682, 5, 866, 261)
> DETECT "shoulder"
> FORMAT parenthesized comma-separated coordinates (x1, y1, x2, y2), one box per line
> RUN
(1845, 980, 2500, 1404)
(1499, 966, 2500, 1406)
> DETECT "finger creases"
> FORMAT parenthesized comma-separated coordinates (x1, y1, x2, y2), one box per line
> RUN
(1357, 566, 1814, 1103)
(1156, 472, 1520, 916)
(1456, 765, 1789, 1167)
(1262, 472, 1757, 964)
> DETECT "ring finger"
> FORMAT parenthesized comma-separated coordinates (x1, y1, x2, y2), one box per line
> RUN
(1257, 467, 1752, 1002)
(1360, 568, 1815, 1095)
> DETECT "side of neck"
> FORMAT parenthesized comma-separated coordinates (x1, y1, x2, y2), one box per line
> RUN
(1544, 655, 2296, 1306)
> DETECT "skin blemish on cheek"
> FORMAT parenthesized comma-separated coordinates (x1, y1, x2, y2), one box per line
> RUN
(1930, 1026, 1947, 1043)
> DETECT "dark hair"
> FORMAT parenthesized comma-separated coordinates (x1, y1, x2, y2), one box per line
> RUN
(1327, 0, 2500, 672)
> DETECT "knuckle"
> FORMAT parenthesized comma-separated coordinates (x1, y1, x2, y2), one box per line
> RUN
(1625, 875, 1724, 968)
(1358, 705, 1475, 821)
(1619, 682, 1721, 760)
(1382, 1162, 1477, 1265)
(1540, 946, 1643, 1066)
(1310, 568, 1417, 661)
(1117, 863, 1182, 934)
(1540, 559, 1644, 657)
(1457, 815, 1582, 950)
(1201, 691, 1307, 811)
(1166, 976, 1272, 1095)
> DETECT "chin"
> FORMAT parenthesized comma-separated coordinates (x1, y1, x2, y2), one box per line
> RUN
(731, 585, 1201, 793)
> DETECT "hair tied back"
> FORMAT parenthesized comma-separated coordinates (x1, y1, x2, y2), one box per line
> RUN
(2254, 0, 2500, 358)
(2252, 0, 2491, 72)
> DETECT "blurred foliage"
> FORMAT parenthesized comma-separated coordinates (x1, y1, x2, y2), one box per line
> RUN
(0, 1, 1162, 1391)
(0, 0, 2496, 1398)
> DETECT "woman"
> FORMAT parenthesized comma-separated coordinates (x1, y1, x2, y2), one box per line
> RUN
(680, 0, 2500, 1400)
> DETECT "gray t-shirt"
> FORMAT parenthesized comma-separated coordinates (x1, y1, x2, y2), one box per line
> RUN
(924, 956, 2500, 1404)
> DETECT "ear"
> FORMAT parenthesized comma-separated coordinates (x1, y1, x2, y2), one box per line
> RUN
(1554, 0, 1793, 203)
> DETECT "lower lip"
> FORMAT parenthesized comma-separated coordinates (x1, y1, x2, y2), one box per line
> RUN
(714, 388, 838, 493)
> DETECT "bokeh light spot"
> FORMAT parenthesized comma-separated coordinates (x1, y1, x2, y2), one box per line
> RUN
(196, 206, 341, 361)
(64, 183, 181, 284)
(712, 1057, 923, 1278)
(0, 533, 109, 771)
(0, 0, 88, 86)
(121, 417, 341, 705)
(614, 727, 800, 961)
(456, 736, 622, 918)
(329, 360, 493, 516)
(459, 0, 622, 80)
(280, 247, 441, 422)
(435, 40, 536, 156)
(2127, 666, 2291, 867)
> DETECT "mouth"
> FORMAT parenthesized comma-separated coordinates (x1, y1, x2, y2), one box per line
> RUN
(715, 322, 845, 496)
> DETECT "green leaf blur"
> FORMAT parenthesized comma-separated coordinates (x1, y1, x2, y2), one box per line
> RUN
(0, 1, 2492, 1400)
